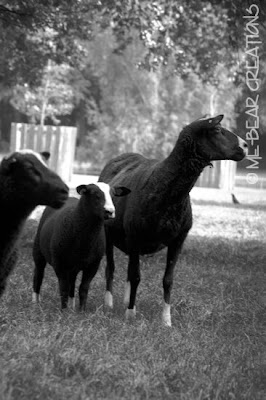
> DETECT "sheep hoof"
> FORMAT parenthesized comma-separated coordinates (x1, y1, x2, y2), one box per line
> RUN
(124, 282, 131, 305)
(104, 291, 113, 308)
(162, 316, 172, 327)
(162, 302, 172, 327)
(32, 292, 40, 303)
(125, 307, 136, 320)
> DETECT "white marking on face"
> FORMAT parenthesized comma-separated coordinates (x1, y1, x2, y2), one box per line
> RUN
(162, 302, 171, 327)
(18, 149, 48, 166)
(32, 292, 40, 303)
(95, 182, 115, 217)
(125, 307, 136, 319)
(124, 281, 131, 305)
(237, 136, 248, 156)
(104, 291, 113, 308)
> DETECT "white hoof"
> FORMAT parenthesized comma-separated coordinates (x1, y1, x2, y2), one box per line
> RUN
(124, 282, 130, 305)
(104, 291, 113, 308)
(32, 292, 40, 303)
(162, 302, 172, 327)
(125, 307, 136, 320)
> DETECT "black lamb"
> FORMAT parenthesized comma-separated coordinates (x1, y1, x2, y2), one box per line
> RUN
(98, 114, 248, 326)
(32, 182, 130, 310)
(0, 149, 69, 298)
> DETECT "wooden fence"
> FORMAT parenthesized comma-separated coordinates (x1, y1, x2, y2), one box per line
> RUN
(10, 123, 77, 183)
(196, 160, 236, 191)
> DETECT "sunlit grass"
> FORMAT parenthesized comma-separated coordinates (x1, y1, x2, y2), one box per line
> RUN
(0, 188, 265, 399)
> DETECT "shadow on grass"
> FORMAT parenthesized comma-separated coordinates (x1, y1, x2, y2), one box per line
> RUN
(11, 211, 265, 350)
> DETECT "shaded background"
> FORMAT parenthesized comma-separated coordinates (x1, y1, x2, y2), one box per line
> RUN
(0, 0, 265, 177)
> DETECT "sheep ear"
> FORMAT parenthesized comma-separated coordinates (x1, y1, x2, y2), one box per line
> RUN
(40, 151, 50, 161)
(191, 114, 224, 130)
(76, 185, 87, 195)
(112, 186, 131, 197)
(201, 114, 224, 126)
(208, 114, 224, 126)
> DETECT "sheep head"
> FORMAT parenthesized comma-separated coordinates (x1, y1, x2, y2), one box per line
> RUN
(0, 150, 69, 209)
(76, 183, 130, 220)
(181, 114, 248, 162)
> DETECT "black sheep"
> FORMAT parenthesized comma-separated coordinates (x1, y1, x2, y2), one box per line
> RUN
(32, 182, 130, 310)
(0, 149, 69, 298)
(98, 115, 248, 326)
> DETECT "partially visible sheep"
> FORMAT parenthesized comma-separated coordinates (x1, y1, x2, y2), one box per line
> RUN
(0, 149, 69, 298)
(99, 114, 248, 326)
(32, 182, 130, 310)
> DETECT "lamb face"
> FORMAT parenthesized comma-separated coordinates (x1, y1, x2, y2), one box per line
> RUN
(77, 182, 131, 220)
(95, 182, 116, 218)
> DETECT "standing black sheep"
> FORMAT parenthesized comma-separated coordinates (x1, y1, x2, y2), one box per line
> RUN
(32, 182, 130, 310)
(99, 115, 248, 326)
(0, 149, 69, 298)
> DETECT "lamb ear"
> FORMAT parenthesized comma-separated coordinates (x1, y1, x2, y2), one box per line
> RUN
(112, 186, 131, 197)
(40, 151, 50, 161)
(76, 185, 87, 195)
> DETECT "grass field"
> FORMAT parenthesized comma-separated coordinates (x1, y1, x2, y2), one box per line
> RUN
(0, 187, 265, 400)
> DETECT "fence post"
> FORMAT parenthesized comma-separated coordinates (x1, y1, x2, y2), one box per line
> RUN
(219, 160, 237, 192)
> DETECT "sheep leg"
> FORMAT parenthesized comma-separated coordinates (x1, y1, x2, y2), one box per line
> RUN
(0, 266, 9, 298)
(163, 233, 188, 327)
(0, 249, 18, 298)
(58, 276, 70, 309)
(32, 253, 46, 303)
(104, 235, 115, 309)
(79, 262, 100, 312)
(69, 271, 78, 311)
(125, 251, 140, 320)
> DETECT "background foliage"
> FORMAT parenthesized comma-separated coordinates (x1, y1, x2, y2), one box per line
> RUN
(0, 0, 265, 168)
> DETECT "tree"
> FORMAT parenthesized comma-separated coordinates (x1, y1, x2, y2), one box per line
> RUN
(1, 0, 266, 166)
(1, 0, 265, 91)
(10, 60, 75, 125)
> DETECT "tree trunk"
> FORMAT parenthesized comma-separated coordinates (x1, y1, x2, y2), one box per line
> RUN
(40, 60, 52, 126)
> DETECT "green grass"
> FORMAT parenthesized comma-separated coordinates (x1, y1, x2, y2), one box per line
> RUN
(0, 190, 266, 400)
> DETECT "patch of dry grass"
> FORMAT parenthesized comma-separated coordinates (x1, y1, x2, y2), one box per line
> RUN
(0, 188, 265, 399)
